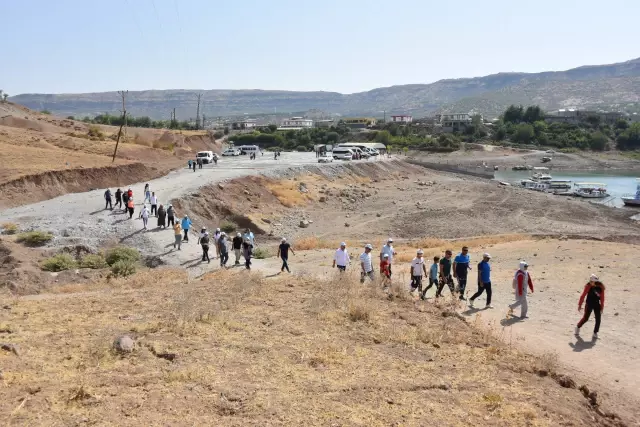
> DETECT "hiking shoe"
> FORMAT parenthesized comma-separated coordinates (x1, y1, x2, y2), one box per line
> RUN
(469, 299, 475, 308)
(485, 305, 493, 309)
(592, 333, 598, 340)
(574, 327, 580, 336)
(507, 307, 514, 317)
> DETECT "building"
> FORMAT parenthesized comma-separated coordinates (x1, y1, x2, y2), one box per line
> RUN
(315, 119, 335, 128)
(437, 113, 474, 133)
(342, 117, 377, 130)
(280, 117, 314, 129)
(545, 109, 625, 125)
(231, 119, 258, 130)
(390, 115, 413, 124)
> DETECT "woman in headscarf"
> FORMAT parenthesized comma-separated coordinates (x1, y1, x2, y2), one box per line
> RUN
(157, 204, 166, 228)
(508, 261, 534, 319)
(575, 274, 605, 340)
(242, 238, 253, 270)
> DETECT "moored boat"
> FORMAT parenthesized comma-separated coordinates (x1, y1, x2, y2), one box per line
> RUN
(621, 178, 640, 207)
(573, 182, 609, 199)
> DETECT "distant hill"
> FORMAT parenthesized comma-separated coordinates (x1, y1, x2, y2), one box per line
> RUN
(9, 57, 640, 119)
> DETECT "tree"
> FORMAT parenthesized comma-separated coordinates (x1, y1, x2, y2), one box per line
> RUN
(589, 131, 608, 151)
(615, 118, 629, 131)
(268, 124, 278, 133)
(523, 106, 544, 124)
(617, 123, 640, 150)
(585, 115, 601, 128)
(66, 116, 75, 120)
(2, 93, 8, 102)
(512, 123, 535, 144)
(41, 110, 51, 115)
(326, 132, 339, 143)
(533, 120, 548, 136)
(375, 130, 391, 144)
(503, 105, 524, 124)
(494, 127, 507, 141)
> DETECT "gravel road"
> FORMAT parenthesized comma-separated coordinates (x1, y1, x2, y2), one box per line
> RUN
(1, 153, 379, 277)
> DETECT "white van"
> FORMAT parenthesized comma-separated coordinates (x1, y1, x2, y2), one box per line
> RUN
(238, 145, 260, 155)
(196, 151, 214, 164)
(332, 147, 354, 161)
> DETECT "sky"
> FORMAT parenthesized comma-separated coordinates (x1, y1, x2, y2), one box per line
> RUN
(2, 0, 639, 95)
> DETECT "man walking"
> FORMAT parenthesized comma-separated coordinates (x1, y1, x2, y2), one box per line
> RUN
(114, 188, 123, 209)
(139, 205, 150, 230)
(277, 238, 295, 273)
(173, 221, 182, 250)
(104, 189, 113, 210)
(436, 250, 455, 298)
(232, 232, 243, 265)
(469, 253, 493, 309)
(409, 249, 428, 295)
(421, 256, 440, 300)
(218, 232, 229, 267)
(508, 261, 534, 318)
(453, 246, 471, 300)
(150, 192, 158, 217)
(197, 230, 211, 263)
(380, 238, 397, 277)
(122, 190, 129, 214)
(360, 244, 375, 283)
(181, 215, 192, 242)
(332, 242, 350, 271)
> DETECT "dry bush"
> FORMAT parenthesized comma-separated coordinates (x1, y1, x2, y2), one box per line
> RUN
(347, 301, 371, 322)
(295, 236, 336, 250)
(152, 140, 174, 151)
(1, 222, 18, 235)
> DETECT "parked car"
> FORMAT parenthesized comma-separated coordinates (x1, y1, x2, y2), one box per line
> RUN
(332, 147, 354, 160)
(366, 148, 379, 156)
(318, 153, 334, 163)
(222, 148, 241, 156)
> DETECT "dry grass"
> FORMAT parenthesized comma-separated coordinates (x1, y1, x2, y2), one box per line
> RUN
(294, 236, 338, 250)
(265, 178, 317, 207)
(0, 267, 614, 425)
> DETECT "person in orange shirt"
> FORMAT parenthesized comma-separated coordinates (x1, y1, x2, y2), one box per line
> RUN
(575, 274, 605, 340)
(127, 197, 135, 219)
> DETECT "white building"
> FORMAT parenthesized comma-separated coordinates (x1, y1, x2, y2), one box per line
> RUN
(437, 113, 476, 133)
(280, 116, 314, 128)
(391, 115, 413, 123)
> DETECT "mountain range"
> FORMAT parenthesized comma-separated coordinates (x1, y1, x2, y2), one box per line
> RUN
(9, 57, 640, 120)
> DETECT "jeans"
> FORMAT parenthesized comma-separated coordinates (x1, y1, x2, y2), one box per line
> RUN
(456, 273, 468, 299)
(337, 265, 346, 272)
(105, 199, 112, 209)
(115, 198, 122, 209)
(422, 278, 438, 297)
(220, 251, 229, 266)
(577, 304, 601, 334)
(436, 275, 455, 296)
(151, 205, 157, 216)
(281, 256, 290, 272)
(142, 217, 148, 228)
(183, 229, 189, 241)
(174, 235, 181, 249)
(470, 281, 492, 306)
(234, 248, 241, 264)
(201, 245, 210, 262)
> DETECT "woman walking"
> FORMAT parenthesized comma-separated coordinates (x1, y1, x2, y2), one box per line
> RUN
(127, 197, 135, 219)
(173, 222, 182, 250)
(167, 204, 175, 227)
(139, 205, 150, 230)
(157, 204, 166, 228)
(575, 274, 605, 340)
(242, 238, 253, 270)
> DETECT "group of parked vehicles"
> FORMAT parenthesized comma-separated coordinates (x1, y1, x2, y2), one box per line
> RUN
(323, 144, 380, 162)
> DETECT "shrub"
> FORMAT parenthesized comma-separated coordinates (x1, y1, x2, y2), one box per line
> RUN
(1, 222, 18, 235)
(253, 247, 270, 259)
(16, 231, 53, 246)
(347, 302, 371, 322)
(110, 260, 137, 277)
(41, 110, 51, 115)
(88, 125, 105, 140)
(220, 221, 236, 234)
(105, 246, 140, 266)
(41, 254, 76, 272)
(80, 254, 108, 269)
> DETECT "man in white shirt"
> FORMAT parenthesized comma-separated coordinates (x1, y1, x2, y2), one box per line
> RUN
(380, 238, 397, 277)
(333, 242, 350, 272)
(409, 249, 428, 295)
(360, 244, 375, 283)
(150, 192, 158, 217)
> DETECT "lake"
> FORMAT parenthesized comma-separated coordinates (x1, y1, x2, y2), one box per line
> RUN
(494, 170, 640, 208)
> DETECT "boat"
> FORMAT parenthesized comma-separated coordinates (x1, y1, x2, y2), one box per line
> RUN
(532, 172, 552, 181)
(622, 179, 640, 207)
(521, 179, 548, 191)
(548, 180, 572, 190)
(573, 182, 609, 199)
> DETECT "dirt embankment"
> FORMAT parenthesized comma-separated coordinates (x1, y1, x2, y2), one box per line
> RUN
(0, 163, 175, 209)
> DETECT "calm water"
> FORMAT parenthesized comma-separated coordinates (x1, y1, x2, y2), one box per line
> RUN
(494, 170, 640, 208)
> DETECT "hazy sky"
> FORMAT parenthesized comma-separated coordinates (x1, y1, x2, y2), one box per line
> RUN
(2, 0, 639, 95)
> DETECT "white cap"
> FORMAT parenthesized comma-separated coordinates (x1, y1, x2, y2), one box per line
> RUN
(236, 232, 241, 237)
(590, 274, 599, 281)
(365, 244, 373, 249)
(417, 249, 424, 255)
(387, 238, 393, 243)
(216, 228, 220, 232)
(383, 254, 389, 258)
(281, 237, 287, 242)
(483, 253, 491, 258)
(340, 242, 346, 246)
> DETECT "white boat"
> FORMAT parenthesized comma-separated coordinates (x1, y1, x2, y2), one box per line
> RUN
(573, 182, 609, 199)
(532, 172, 552, 181)
(548, 180, 572, 190)
(622, 179, 640, 207)
(521, 179, 549, 191)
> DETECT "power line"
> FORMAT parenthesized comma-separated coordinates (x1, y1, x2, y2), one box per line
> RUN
(150, 0, 163, 32)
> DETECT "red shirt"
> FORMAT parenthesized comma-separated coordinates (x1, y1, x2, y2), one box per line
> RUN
(380, 260, 390, 277)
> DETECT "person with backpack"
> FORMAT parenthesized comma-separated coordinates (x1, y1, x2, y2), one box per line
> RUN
(575, 274, 606, 340)
(197, 230, 211, 263)
(508, 261, 534, 318)
(104, 189, 113, 210)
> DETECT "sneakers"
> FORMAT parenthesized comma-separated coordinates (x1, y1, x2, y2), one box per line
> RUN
(507, 307, 514, 317)
(574, 327, 580, 336)
(485, 305, 493, 309)
(593, 332, 598, 340)
(469, 299, 475, 308)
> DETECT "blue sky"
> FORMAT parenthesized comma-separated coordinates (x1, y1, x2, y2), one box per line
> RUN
(2, 0, 639, 95)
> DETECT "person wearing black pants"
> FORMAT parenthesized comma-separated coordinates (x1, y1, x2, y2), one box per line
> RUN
(469, 253, 493, 309)
(277, 238, 295, 273)
(198, 232, 210, 263)
(114, 188, 122, 209)
(575, 275, 605, 339)
(453, 246, 471, 301)
(104, 189, 112, 210)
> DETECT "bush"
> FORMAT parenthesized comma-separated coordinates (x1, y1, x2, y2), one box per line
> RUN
(88, 125, 105, 140)
(220, 221, 236, 234)
(213, 131, 224, 139)
(253, 247, 270, 259)
(1, 222, 18, 235)
(41, 254, 76, 272)
(41, 110, 52, 115)
(347, 302, 371, 322)
(80, 254, 108, 269)
(16, 231, 54, 246)
(110, 260, 137, 277)
(105, 246, 140, 266)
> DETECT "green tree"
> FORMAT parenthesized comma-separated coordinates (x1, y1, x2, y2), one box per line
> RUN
(375, 130, 391, 144)
(326, 132, 339, 143)
(41, 110, 51, 115)
(589, 131, 608, 151)
(503, 105, 524, 124)
(512, 123, 535, 144)
(615, 118, 629, 131)
(585, 115, 601, 128)
(533, 121, 548, 136)
(494, 127, 507, 141)
(268, 124, 278, 133)
(617, 123, 640, 150)
(66, 116, 75, 120)
(522, 106, 544, 123)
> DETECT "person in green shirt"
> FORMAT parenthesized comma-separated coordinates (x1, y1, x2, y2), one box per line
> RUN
(436, 249, 455, 298)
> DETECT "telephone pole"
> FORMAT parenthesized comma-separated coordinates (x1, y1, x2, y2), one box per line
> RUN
(195, 93, 202, 130)
(112, 90, 128, 162)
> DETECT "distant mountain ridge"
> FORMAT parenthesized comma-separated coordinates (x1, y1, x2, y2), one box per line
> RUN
(9, 57, 640, 119)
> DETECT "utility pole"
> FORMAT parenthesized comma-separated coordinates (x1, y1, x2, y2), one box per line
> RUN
(195, 93, 202, 130)
(202, 114, 206, 129)
(112, 90, 128, 162)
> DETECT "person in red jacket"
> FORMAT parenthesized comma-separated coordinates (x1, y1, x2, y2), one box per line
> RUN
(508, 261, 534, 318)
(575, 274, 605, 340)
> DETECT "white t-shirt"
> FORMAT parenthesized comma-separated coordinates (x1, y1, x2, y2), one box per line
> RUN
(411, 257, 425, 276)
(334, 248, 350, 266)
(380, 244, 395, 263)
(360, 252, 373, 273)
(150, 196, 158, 205)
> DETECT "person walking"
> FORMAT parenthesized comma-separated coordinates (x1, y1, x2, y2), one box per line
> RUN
(150, 192, 158, 217)
(121, 190, 129, 213)
(139, 205, 150, 230)
(181, 215, 192, 242)
(157, 204, 166, 228)
(360, 244, 375, 283)
(243, 228, 255, 246)
(469, 253, 493, 309)
(167, 204, 175, 227)
(188, 159, 192, 169)
(242, 238, 253, 270)
(218, 232, 229, 267)
(277, 238, 294, 273)
(232, 232, 243, 265)
(409, 249, 428, 296)
(453, 246, 472, 300)
(192, 160, 197, 172)
(114, 188, 123, 209)
(380, 238, 397, 277)
(173, 222, 182, 250)
(104, 189, 113, 210)
(380, 254, 391, 289)
(144, 184, 151, 204)
(575, 274, 606, 340)
(213, 228, 222, 260)
(127, 197, 135, 219)
(197, 230, 211, 263)
(332, 242, 350, 271)
(436, 250, 455, 298)
(508, 261, 534, 318)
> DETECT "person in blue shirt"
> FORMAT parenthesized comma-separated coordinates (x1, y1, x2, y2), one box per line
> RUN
(181, 215, 192, 242)
(453, 246, 472, 301)
(420, 256, 440, 300)
(469, 253, 493, 309)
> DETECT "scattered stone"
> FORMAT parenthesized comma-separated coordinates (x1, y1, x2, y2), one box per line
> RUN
(555, 374, 576, 389)
(218, 183, 224, 190)
(319, 196, 327, 203)
(113, 335, 135, 354)
(344, 222, 350, 227)
(299, 220, 310, 228)
(376, 213, 382, 217)
(262, 218, 271, 224)
(1, 343, 21, 357)
(243, 190, 250, 195)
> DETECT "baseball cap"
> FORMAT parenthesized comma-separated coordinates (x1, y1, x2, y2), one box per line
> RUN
(383, 254, 389, 258)
(365, 244, 373, 249)
(340, 242, 346, 246)
(417, 249, 424, 255)
(387, 238, 393, 243)
(483, 253, 491, 258)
